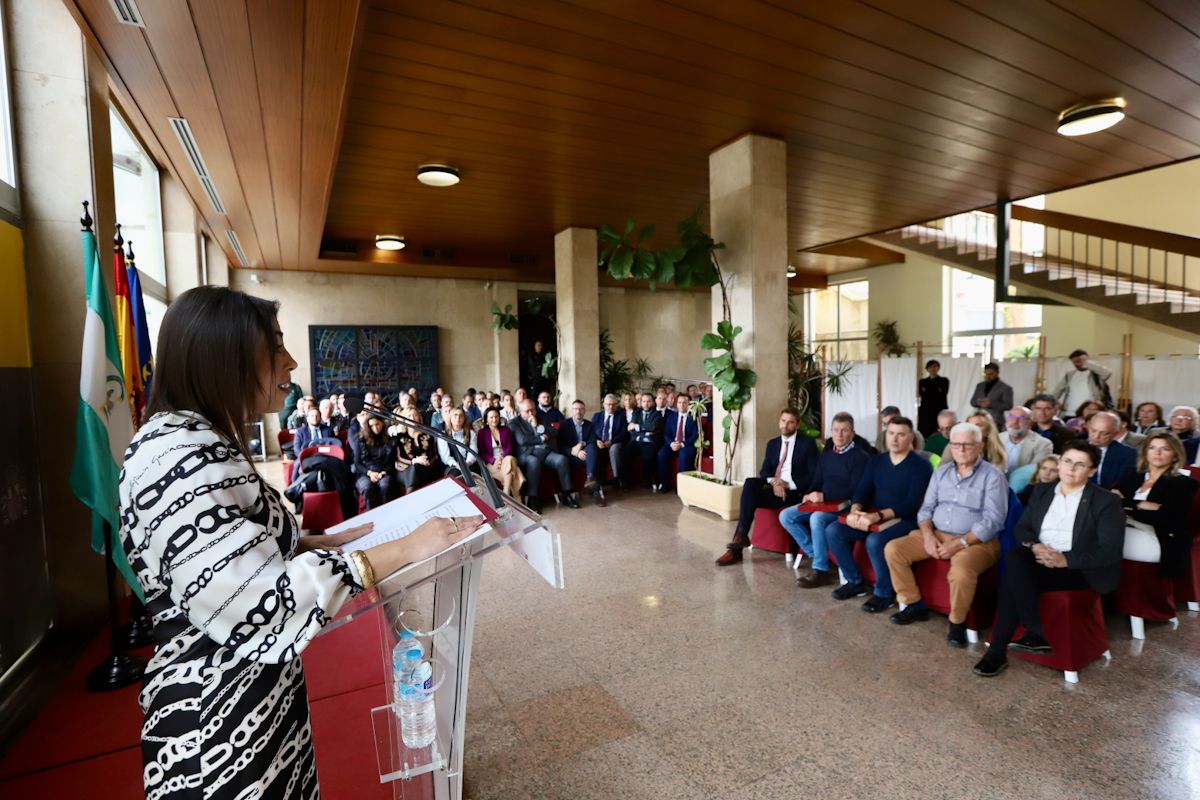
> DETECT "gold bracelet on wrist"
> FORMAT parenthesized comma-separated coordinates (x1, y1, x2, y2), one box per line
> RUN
(349, 550, 376, 589)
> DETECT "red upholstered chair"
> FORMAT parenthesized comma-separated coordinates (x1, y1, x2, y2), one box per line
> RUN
(701, 456, 714, 474)
(299, 443, 345, 462)
(749, 507, 792, 556)
(1114, 560, 1178, 639)
(853, 540, 877, 585)
(302, 491, 345, 532)
(912, 558, 998, 644)
(277, 428, 296, 455)
(282, 460, 295, 486)
(1008, 589, 1111, 683)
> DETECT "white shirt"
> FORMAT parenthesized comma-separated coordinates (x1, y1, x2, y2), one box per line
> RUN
(1065, 369, 1093, 416)
(777, 435, 798, 491)
(1039, 484, 1084, 552)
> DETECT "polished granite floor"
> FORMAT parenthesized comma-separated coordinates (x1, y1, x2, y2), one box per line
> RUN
(458, 487, 1200, 800)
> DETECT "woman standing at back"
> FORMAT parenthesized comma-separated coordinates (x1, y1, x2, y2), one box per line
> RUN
(119, 286, 481, 799)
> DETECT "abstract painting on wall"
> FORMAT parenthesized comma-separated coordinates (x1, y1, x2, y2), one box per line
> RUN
(310, 325, 439, 403)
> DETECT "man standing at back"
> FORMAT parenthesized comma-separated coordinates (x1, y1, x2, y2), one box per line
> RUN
(715, 408, 819, 566)
(1053, 349, 1112, 414)
(970, 362, 1013, 429)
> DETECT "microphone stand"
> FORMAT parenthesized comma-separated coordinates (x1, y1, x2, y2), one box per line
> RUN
(347, 398, 507, 510)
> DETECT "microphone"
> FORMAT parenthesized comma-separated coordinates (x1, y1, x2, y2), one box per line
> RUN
(344, 395, 506, 509)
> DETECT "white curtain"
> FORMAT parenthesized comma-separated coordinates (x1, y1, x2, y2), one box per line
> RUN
(825, 361, 876, 437)
(941, 355, 983, 421)
(999, 360, 1038, 409)
(880, 356, 917, 420)
(1132, 358, 1200, 414)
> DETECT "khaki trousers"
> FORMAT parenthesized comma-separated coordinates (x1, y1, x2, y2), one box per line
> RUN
(884, 529, 1000, 624)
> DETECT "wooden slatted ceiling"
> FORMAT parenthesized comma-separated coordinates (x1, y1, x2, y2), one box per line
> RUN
(70, 0, 1200, 278)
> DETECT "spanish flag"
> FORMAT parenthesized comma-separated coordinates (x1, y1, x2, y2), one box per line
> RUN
(125, 242, 154, 416)
(111, 225, 142, 430)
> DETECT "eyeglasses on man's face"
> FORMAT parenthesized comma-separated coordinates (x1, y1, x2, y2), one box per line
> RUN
(948, 441, 980, 449)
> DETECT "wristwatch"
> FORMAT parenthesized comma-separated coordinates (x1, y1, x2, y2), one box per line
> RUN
(959, 537, 971, 549)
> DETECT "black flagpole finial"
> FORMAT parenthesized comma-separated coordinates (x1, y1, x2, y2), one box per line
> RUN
(81, 201, 93, 232)
(126, 240, 136, 262)
(114, 223, 124, 250)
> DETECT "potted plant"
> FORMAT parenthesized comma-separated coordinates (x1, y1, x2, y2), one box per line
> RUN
(598, 205, 756, 519)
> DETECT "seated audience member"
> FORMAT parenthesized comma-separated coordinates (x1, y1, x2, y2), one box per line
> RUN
(715, 408, 819, 566)
(1115, 410, 1144, 449)
(924, 410, 956, 456)
(971, 362, 1014, 429)
(510, 398, 579, 512)
(1017, 455, 1059, 506)
(426, 390, 442, 419)
(1000, 405, 1052, 472)
(328, 395, 348, 434)
(1117, 431, 1198, 578)
(686, 384, 699, 400)
(499, 391, 519, 423)
(354, 416, 398, 509)
(1029, 393, 1076, 454)
(1087, 411, 1136, 490)
(885, 421, 1007, 647)
(536, 391, 565, 425)
(394, 407, 439, 492)
(294, 407, 333, 459)
(478, 407, 524, 498)
(430, 395, 454, 431)
(665, 386, 678, 409)
(589, 393, 628, 492)
(1133, 401, 1164, 434)
(654, 388, 670, 416)
(783, 412, 872, 588)
(396, 392, 413, 414)
(949, 411, 1007, 472)
(559, 400, 600, 496)
(624, 392, 665, 489)
(287, 395, 314, 430)
(620, 391, 638, 419)
(438, 408, 481, 480)
(828, 415, 934, 610)
(462, 392, 482, 425)
(1074, 399, 1104, 423)
(513, 387, 529, 409)
(489, 392, 502, 411)
(973, 441, 1125, 677)
(348, 390, 378, 438)
(1053, 349, 1113, 417)
(1167, 405, 1198, 445)
(702, 383, 714, 401)
(657, 393, 699, 493)
(875, 406, 926, 453)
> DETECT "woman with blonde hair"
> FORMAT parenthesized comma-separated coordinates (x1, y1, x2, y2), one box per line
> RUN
(438, 406, 480, 479)
(1018, 454, 1059, 505)
(1117, 431, 1197, 573)
(943, 412, 1008, 471)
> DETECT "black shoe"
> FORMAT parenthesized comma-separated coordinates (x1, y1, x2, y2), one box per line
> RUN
(563, 492, 581, 509)
(526, 496, 542, 514)
(831, 581, 871, 601)
(1008, 632, 1053, 655)
(973, 652, 1008, 678)
(889, 603, 929, 625)
(947, 622, 968, 649)
(861, 594, 897, 614)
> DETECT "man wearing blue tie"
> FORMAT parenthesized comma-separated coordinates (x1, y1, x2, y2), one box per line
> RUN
(293, 407, 334, 459)
(588, 393, 628, 492)
(657, 394, 699, 493)
(1087, 411, 1136, 489)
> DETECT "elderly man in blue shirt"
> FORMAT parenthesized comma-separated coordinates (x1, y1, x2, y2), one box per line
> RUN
(884, 421, 1008, 648)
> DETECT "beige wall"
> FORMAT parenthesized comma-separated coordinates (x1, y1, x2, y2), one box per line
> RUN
(828, 252, 946, 351)
(598, 286, 709, 385)
(1045, 158, 1200, 238)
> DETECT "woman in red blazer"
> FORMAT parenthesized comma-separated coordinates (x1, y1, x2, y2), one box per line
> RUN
(478, 408, 524, 497)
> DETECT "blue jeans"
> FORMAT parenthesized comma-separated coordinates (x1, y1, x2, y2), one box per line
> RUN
(826, 519, 916, 598)
(778, 507, 839, 572)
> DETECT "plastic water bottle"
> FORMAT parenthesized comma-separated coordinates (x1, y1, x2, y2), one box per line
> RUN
(397, 659, 436, 748)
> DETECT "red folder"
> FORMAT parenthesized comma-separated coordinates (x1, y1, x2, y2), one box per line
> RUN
(795, 499, 850, 513)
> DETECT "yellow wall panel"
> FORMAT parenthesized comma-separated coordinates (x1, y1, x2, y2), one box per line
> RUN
(0, 219, 31, 368)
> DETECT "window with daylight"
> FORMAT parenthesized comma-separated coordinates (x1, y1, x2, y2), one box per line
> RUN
(111, 105, 166, 291)
(948, 268, 1042, 361)
(807, 280, 870, 361)
(0, 3, 18, 214)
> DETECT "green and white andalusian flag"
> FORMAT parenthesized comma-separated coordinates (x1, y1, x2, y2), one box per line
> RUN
(69, 224, 139, 593)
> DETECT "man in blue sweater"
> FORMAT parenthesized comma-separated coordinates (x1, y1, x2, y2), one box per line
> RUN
(827, 415, 934, 612)
(782, 412, 872, 588)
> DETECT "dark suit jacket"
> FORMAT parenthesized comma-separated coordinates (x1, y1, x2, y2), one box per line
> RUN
(1117, 470, 1199, 578)
(629, 408, 664, 446)
(590, 410, 629, 444)
(1035, 420, 1078, 455)
(758, 435, 819, 491)
(558, 418, 596, 455)
(1184, 437, 1200, 464)
(294, 424, 334, 458)
(509, 413, 559, 457)
(1017, 481, 1126, 594)
(971, 379, 1014, 428)
(477, 426, 515, 464)
(661, 410, 699, 449)
(536, 405, 565, 425)
(1094, 440, 1136, 490)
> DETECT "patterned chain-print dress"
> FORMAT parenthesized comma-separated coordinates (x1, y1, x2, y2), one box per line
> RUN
(119, 412, 362, 799)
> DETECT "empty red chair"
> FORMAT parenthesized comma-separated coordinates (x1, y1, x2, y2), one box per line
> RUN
(1114, 560, 1178, 639)
(749, 507, 791, 555)
(913, 558, 998, 644)
(1008, 590, 1110, 683)
(277, 428, 296, 456)
(301, 491, 345, 532)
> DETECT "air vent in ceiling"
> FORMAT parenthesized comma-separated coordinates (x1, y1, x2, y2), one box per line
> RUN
(508, 253, 537, 266)
(420, 247, 454, 260)
(168, 116, 226, 214)
(226, 230, 249, 267)
(108, 0, 145, 27)
(320, 238, 359, 259)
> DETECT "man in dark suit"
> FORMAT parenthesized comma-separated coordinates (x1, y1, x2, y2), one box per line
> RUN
(536, 391, 565, 425)
(1087, 411, 1136, 490)
(973, 441, 1125, 677)
(589, 393, 628, 490)
(293, 407, 334, 459)
(716, 408, 820, 566)
(970, 362, 1014, 429)
(622, 392, 664, 490)
(509, 398, 578, 513)
(559, 399, 601, 504)
(657, 394, 699, 493)
(1029, 393, 1078, 455)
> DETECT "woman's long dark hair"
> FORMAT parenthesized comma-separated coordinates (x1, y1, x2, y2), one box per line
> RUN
(145, 286, 280, 458)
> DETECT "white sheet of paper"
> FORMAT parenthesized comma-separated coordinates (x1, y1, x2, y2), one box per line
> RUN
(326, 479, 491, 552)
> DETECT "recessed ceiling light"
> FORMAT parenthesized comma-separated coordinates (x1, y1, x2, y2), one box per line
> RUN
(375, 235, 405, 251)
(417, 164, 460, 187)
(1057, 98, 1127, 137)
(786, 265, 797, 278)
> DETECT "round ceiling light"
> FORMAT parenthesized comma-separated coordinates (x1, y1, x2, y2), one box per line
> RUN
(1057, 98, 1127, 137)
(375, 234, 405, 251)
(416, 164, 460, 187)
(786, 265, 797, 278)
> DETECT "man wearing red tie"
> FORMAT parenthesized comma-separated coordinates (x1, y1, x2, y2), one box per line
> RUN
(656, 394, 699, 493)
(716, 408, 819, 566)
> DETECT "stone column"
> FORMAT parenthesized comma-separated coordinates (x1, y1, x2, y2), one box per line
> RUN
(489, 281, 520, 392)
(708, 134, 789, 483)
(554, 227, 600, 408)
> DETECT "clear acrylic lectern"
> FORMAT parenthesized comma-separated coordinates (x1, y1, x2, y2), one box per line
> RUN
(316, 475, 563, 800)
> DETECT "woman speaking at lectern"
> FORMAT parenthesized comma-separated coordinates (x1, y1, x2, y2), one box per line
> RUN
(119, 286, 482, 799)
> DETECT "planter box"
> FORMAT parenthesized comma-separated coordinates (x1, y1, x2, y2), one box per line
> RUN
(677, 471, 740, 520)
